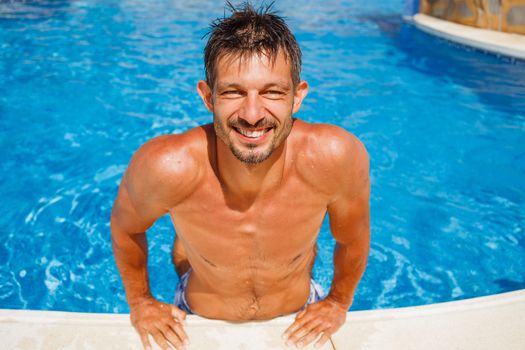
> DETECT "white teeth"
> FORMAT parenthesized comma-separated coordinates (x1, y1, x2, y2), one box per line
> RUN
(238, 129, 267, 138)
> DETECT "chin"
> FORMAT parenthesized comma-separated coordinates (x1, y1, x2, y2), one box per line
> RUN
(230, 145, 274, 164)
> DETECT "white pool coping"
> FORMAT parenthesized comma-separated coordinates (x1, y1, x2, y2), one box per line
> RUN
(411, 13, 525, 60)
(1, 289, 524, 349)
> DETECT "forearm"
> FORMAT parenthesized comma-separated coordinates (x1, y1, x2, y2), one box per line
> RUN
(327, 242, 369, 309)
(111, 225, 152, 307)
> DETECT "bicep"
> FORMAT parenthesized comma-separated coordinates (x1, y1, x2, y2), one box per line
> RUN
(327, 178, 370, 246)
(111, 173, 167, 235)
(111, 137, 187, 235)
(327, 137, 370, 246)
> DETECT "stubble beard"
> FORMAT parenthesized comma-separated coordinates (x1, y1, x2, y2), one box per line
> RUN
(214, 116, 293, 165)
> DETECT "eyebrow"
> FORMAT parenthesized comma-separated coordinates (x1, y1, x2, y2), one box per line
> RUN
(217, 81, 291, 91)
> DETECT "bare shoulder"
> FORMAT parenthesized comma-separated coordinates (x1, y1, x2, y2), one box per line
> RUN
(291, 120, 369, 198)
(124, 125, 209, 209)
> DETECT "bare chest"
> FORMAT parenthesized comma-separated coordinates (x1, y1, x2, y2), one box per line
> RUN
(169, 178, 328, 267)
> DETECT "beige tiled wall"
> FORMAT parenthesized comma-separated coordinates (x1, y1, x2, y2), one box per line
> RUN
(420, 0, 525, 34)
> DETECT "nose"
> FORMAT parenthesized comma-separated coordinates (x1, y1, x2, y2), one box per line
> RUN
(239, 91, 264, 126)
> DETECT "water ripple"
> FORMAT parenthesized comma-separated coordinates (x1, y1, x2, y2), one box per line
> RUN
(1, 0, 524, 313)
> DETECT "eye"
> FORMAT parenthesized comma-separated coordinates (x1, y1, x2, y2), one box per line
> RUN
(221, 90, 242, 96)
(264, 90, 284, 98)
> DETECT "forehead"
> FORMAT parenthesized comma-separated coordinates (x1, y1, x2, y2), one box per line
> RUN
(214, 50, 293, 87)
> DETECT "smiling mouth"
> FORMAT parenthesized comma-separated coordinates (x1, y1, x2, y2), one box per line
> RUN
(233, 127, 273, 139)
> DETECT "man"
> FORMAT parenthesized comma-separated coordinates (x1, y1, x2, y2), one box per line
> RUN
(111, 3, 370, 350)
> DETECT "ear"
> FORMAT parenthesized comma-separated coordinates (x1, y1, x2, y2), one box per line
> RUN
(197, 80, 214, 112)
(292, 80, 308, 114)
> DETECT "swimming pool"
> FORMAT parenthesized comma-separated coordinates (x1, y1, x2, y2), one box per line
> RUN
(1, 0, 524, 314)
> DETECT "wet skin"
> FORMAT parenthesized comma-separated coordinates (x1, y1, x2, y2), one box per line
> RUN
(111, 52, 370, 350)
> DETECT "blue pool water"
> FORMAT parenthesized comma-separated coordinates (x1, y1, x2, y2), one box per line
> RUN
(1, 0, 524, 313)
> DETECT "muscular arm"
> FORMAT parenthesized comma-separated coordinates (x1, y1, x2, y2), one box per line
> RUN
(326, 140, 370, 309)
(111, 135, 198, 350)
(284, 126, 370, 348)
(111, 174, 161, 307)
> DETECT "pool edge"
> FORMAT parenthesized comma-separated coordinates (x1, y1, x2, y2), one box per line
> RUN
(411, 13, 525, 60)
(1, 289, 524, 349)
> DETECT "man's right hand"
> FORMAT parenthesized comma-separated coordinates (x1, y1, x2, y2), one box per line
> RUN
(130, 297, 189, 350)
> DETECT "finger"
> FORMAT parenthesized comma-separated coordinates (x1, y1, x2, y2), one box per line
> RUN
(171, 305, 187, 323)
(287, 318, 323, 344)
(283, 321, 300, 341)
(283, 312, 314, 339)
(288, 319, 326, 345)
(296, 323, 327, 348)
(169, 320, 189, 346)
(314, 332, 331, 348)
(161, 326, 183, 350)
(150, 329, 173, 350)
(137, 328, 152, 350)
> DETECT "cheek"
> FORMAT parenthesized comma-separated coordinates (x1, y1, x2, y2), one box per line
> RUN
(265, 100, 294, 118)
(213, 100, 240, 119)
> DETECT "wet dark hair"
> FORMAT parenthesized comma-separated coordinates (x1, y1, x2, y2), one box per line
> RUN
(204, 1, 302, 89)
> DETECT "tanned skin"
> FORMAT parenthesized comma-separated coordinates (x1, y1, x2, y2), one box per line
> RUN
(111, 51, 370, 350)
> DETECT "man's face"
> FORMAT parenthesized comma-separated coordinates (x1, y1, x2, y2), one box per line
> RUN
(197, 51, 308, 164)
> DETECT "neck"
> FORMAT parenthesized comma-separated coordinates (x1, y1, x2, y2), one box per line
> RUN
(215, 139, 287, 200)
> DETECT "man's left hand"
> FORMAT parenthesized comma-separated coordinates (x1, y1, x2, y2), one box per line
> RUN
(282, 298, 347, 348)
